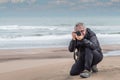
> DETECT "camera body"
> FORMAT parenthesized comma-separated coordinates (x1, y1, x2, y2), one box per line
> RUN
(75, 31, 81, 36)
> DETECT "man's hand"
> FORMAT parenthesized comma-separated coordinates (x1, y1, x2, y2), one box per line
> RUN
(72, 32, 77, 40)
(76, 29, 86, 40)
(72, 32, 84, 40)
(76, 35, 84, 40)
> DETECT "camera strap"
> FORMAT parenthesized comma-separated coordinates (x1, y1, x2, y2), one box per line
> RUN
(73, 49, 77, 62)
(73, 39, 80, 63)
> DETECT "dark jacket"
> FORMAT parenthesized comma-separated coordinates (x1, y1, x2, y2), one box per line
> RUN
(68, 28, 102, 53)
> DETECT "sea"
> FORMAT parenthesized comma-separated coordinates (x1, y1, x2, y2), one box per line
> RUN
(0, 25, 120, 49)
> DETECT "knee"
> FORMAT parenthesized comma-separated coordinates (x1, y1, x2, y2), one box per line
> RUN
(70, 70, 79, 76)
(69, 63, 82, 76)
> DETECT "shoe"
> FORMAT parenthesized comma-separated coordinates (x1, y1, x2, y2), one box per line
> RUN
(80, 70, 91, 78)
(92, 65, 98, 73)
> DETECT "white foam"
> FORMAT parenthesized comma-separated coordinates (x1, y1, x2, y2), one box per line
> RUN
(97, 34, 120, 38)
(0, 25, 58, 30)
(0, 33, 120, 41)
(0, 34, 71, 41)
(104, 51, 120, 57)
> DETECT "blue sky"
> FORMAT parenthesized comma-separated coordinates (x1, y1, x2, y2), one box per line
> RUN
(0, 0, 120, 25)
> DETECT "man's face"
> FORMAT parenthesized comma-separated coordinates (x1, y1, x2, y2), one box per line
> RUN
(75, 26, 86, 35)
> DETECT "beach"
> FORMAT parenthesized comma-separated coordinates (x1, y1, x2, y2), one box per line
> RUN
(0, 44, 120, 80)
(0, 0, 120, 80)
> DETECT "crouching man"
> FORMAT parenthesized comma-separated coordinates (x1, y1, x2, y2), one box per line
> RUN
(68, 23, 103, 78)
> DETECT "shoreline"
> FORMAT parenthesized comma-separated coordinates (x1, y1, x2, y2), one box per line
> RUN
(0, 44, 120, 51)
(0, 44, 120, 62)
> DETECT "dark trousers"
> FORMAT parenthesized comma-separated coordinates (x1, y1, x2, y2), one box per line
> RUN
(70, 47, 103, 76)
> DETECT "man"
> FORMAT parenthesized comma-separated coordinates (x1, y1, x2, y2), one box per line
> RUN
(68, 23, 103, 78)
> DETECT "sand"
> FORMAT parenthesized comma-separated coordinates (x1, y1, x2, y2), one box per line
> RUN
(0, 44, 120, 80)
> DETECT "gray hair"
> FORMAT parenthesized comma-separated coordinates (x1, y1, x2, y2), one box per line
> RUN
(75, 22, 85, 27)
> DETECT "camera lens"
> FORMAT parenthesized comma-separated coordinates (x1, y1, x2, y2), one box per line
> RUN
(76, 31, 81, 36)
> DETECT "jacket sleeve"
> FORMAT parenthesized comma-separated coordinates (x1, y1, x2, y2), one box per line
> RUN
(68, 40, 76, 52)
(82, 35, 98, 50)
(82, 29, 99, 50)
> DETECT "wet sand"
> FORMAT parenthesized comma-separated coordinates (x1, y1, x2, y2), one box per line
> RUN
(0, 44, 120, 80)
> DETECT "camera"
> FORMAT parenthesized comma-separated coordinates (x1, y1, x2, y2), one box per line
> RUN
(75, 31, 81, 36)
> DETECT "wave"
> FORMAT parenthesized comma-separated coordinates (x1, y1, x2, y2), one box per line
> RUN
(0, 34, 71, 41)
(0, 33, 120, 49)
(0, 25, 73, 31)
(0, 25, 119, 33)
(0, 34, 120, 41)
(0, 25, 120, 41)
(97, 33, 120, 37)
(0, 25, 59, 30)
(104, 50, 120, 57)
